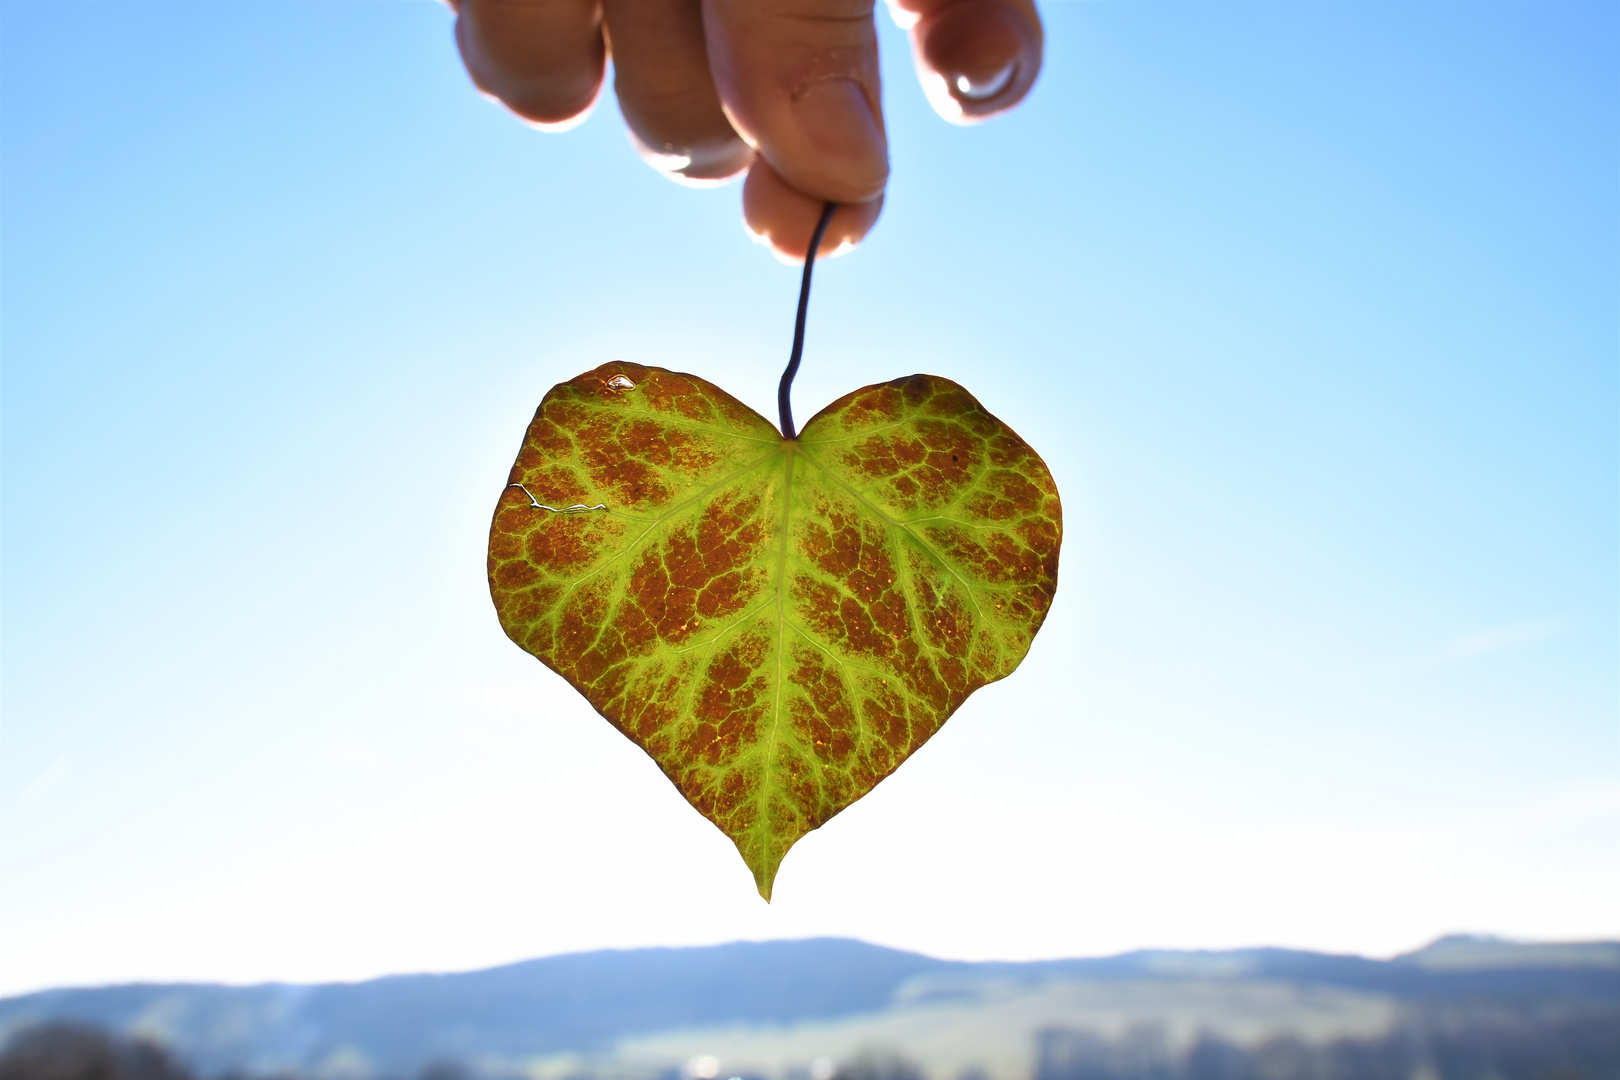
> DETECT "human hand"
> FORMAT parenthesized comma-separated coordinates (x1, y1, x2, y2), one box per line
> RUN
(448, 0, 1043, 259)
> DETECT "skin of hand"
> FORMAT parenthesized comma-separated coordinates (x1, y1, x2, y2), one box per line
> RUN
(447, 0, 1042, 260)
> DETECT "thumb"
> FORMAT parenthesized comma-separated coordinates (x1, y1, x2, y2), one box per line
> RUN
(702, 0, 889, 206)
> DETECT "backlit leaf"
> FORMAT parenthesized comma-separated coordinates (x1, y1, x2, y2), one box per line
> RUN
(487, 362, 1062, 898)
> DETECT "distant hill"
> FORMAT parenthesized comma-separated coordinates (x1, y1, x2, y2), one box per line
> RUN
(1, 936, 1615, 1079)
(1395, 933, 1620, 972)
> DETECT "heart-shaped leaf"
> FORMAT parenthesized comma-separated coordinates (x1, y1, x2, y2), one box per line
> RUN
(488, 362, 1062, 898)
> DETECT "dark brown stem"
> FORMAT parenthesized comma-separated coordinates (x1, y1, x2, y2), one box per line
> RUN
(777, 201, 838, 440)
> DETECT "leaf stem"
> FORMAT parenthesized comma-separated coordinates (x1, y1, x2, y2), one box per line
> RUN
(777, 200, 838, 441)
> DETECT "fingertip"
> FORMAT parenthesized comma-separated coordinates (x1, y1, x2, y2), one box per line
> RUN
(912, 0, 1041, 124)
(617, 87, 753, 185)
(513, 91, 604, 132)
(627, 124, 752, 186)
(604, 0, 753, 186)
(742, 157, 882, 262)
(455, 0, 607, 128)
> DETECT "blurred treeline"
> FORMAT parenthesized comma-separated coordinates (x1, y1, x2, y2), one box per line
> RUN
(0, 1024, 475, 1080)
(1033, 1004, 1620, 1080)
(4, 1007, 1617, 1080)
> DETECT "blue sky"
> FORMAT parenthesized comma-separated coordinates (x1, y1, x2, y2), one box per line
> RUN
(2, 0, 1615, 994)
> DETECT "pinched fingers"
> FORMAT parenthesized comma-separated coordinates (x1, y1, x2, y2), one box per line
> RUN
(455, 0, 607, 127)
(450, 0, 1035, 259)
(890, 0, 1041, 123)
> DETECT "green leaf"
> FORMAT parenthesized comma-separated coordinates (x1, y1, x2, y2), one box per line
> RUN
(488, 362, 1062, 898)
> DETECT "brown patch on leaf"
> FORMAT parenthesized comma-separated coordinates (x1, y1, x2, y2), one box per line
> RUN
(788, 644, 858, 767)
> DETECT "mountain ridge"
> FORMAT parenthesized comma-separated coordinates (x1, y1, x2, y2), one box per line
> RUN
(3, 936, 1615, 1078)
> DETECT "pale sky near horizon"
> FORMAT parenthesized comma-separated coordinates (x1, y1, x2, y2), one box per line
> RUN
(1, 1, 1616, 997)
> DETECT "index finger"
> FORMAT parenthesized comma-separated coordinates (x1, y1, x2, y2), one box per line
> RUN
(892, 0, 1042, 123)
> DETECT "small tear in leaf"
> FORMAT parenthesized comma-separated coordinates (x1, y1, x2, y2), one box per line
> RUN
(606, 374, 636, 390)
(509, 483, 607, 514)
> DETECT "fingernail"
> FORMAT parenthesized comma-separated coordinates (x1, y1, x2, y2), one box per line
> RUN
(954, 62, 1015, 102)
(792, 80, 888, 189)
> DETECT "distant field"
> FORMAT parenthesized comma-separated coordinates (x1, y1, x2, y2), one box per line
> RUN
(610, 976, 1399, 1080)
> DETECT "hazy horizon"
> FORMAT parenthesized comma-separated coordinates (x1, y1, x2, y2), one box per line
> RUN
(3, 931, 1615, 998)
